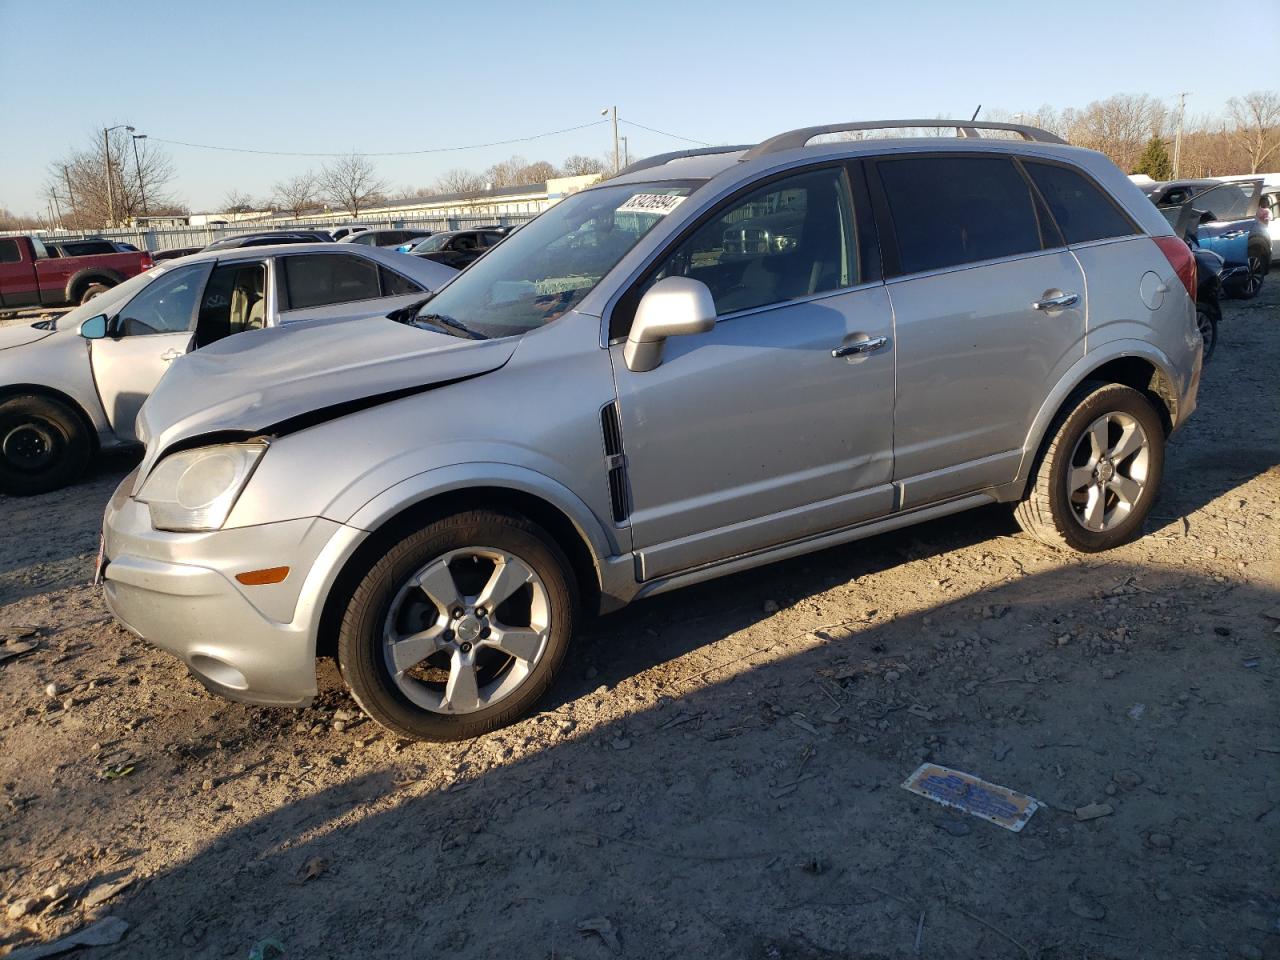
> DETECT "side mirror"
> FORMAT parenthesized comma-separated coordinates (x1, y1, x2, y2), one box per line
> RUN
(79, 315, 109, 340)
(623, 277, 716, 372)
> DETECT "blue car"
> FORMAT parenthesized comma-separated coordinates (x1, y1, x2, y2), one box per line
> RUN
(1146, 178, 1269, 299)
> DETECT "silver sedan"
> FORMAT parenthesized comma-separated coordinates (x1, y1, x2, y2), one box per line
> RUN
(0, 243, 456, 494)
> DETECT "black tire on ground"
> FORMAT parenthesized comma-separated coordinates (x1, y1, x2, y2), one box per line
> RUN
(1231, 246, 1268, 301)
(1014, 381, 1166, 553)
(0, 394, 93, 496)
(79, 282, 112, 304)
(338, 510, 578, 741)
(1196, 307, 1219, 363)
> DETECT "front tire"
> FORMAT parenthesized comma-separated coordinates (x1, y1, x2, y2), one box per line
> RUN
(0, 394, 92, 496)
(1014, 382, 1165, 552)
(1196, 307, 1218, 363)
(1233, 247, 1267, 300)
(337, 510, 577, 741)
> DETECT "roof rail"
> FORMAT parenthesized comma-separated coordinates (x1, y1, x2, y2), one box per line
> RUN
(612, 145, 753, 178)
(740, 120, 1065, 161)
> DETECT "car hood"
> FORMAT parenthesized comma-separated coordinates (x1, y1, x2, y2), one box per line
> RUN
(136, 314, 519, 471)
(0, 321, 57, 352)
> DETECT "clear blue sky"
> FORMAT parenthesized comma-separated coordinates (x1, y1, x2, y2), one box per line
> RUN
(1, 0, 1273, 216)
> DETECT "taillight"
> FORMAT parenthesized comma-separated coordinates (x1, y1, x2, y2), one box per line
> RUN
(141, 254, 154, 269)
(1154, 236, 1196, 300)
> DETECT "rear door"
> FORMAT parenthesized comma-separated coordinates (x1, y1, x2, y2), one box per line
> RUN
(89, 261, 212, 441)
(870, 153, 1086, 507)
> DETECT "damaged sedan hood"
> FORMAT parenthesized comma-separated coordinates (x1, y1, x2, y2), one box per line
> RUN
(137, 314, 518, 472)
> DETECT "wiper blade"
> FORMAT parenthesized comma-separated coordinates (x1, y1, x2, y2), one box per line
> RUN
(414, 312, 488, 340)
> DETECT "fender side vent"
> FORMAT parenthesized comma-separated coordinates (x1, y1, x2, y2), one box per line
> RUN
(600, 402, 629, 523)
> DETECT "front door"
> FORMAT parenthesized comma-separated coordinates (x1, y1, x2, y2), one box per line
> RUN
(610, 165, 896, 580)
(89, 262, 210, 441)
(870, 154, 1087, 506)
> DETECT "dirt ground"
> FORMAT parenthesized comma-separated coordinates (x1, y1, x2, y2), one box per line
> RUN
(0, 287, 1277, 960)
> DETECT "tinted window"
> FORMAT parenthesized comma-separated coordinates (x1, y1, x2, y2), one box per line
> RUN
(878, 156, 1045, 274)
(454, 233, 479, 251)
(415, 234, 449, 253)
(62, 240, 116, 256)
(346, 233, 377, 245)
(1190, 183, 1258, 222)
(1024, 162, 1137, 244)
(643, 166, 857, 316)
(379, 267, 422, 296)
(283, 253, 381, 309)
(0, 239, 20, 263)
(482, 232, 505, 247)
(117, 263, 206, 336)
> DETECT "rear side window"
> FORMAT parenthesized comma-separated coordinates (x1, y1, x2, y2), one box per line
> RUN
(877, 156, 1045, 274)
(1024, 162, 1137, 244)
(379, 266, 422, 296)
(0, 239, 20, 263)
(282, 253, 382, 308)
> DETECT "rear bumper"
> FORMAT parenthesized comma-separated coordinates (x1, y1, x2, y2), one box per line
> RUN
(102, 488, 365, 707)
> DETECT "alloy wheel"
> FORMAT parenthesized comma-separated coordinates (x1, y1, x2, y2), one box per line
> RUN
(1067, 411, 1151, 532)
(1245, 254, 1264, 296)
(381, 547, 550, 715)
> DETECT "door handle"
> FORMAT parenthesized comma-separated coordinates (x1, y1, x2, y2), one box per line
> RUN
(1032, 292, 1079, 311)
(160, 349, 183, 362)
(832, 335, 888, 358)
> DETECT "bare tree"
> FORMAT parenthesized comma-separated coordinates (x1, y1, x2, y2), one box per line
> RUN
(272, 172, 319, 218)
(561, 154, 606, 176)
(43, 126, 177, 228)
(222, 189, 257, 215)
(483, 156, 528, 188)
(317, 153, 388, 216)
(519, 160, 560, 183)
(1227, 91, 1280, 173)
(1062, 94, 1167, 172)
(433, 168, 486, 195)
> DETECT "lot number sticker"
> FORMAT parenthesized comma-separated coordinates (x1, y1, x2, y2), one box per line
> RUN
(618, 194, 686, 216)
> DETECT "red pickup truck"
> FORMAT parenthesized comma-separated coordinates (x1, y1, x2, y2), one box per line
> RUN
(0, 235, 153, 309)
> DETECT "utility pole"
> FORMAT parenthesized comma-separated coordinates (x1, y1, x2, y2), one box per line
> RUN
(621, 136, 629, 167)
(1172, 92, 1189, 180)
(131, 133, 149, 219)
(601, 106, 619, 172)
(103, 127, 115, 226)
(62, 166, 76, 226)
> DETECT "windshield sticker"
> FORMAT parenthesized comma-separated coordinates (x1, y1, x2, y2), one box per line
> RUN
(617, 193, 686, 216)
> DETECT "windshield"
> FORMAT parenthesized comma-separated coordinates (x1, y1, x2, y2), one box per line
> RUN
(52, 267, 164, 330)
(411, 181, 696, 338)
(413, 234, 450, 253)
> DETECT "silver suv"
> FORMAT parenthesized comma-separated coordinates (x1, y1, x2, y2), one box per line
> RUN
(100, 120, 1202, 740)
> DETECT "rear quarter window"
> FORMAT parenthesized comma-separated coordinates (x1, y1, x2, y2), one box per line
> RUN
(1024, 162, 1138, 244)
(876, 155, 1047, 274)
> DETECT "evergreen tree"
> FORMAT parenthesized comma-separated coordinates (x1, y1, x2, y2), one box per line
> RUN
(1134, 135, 1173, 179)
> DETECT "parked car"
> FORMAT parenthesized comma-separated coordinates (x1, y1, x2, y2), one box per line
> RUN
(1145, 178, 1269, 298)
(339, 229, 432, 249)
(100, 119, 1201, 741)
(202, 230, 333, 252)
(152, 246, 203, 262)
(0, 245, 455, 494)
(408, 228, 506, 269)
(330, 226, 370, 241)
(0, 235, 153, 308)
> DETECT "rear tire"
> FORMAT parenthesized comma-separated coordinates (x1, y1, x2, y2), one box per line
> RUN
(1014, 382, 1165, 552)
(337, 510, 577, 741)
(0, 394, 93, 496)
(1233, 247, 1268, 300)
(79, 282, 112, 304)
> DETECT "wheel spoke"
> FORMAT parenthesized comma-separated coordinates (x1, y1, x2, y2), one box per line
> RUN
(1108, 422, 1145, 464)
(485, 624, 546, 663)
(1082, 484, 1105, 530)
(1109, 475, 1142, 508)
(476, 556, 534, 609)
(442, 649, 481, 713)
(415, 560, 462, 614)
(1087, 420, 1109, 461)
(387, 625, 446, 675)
(1068, 465, 1095, 494)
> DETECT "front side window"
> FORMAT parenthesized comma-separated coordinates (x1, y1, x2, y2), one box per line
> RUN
(877, 155, 1046, 274)
(1024, 162, 1137, 244)
(411, 181, 696, 339)
(282, 253, 381, 309)
(116, 263, 207, 336)
(640, 166, 857, 317)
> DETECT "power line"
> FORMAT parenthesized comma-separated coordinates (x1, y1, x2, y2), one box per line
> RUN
(146, 119, 611, 158)
(618, 119, 712, 146)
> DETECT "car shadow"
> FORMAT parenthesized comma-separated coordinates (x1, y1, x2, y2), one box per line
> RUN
(25, 562, 1273, 960)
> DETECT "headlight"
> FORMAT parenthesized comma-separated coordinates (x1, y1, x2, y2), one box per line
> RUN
(137, 441, 268, 532)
